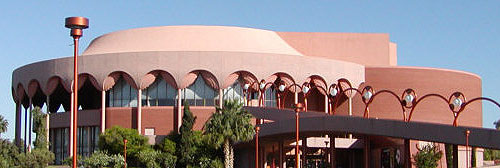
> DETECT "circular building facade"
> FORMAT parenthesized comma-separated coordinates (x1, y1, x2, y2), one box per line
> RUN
(12, 26, 482, 167)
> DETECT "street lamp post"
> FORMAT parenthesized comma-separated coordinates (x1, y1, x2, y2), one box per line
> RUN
(295, 103, 304, 168)
(124, 139, 128, 168)
(255, 126, 260, 168)
(65, 16, 89, 168)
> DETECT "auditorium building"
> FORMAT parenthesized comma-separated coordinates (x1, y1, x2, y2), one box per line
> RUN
(11, 25, 483, 167)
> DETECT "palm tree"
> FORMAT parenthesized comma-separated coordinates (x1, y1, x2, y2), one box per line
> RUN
(0, 114, 8, 137)
(204, 100, 255, 168)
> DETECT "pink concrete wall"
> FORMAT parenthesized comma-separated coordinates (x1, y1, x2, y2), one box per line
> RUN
(105, 107, 137, 130)
(141, 107, 175, 135)
(277, 32, 395, 66)
(363, 67, 482, 127)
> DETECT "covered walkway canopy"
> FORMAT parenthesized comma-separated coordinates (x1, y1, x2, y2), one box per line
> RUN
(246, 107, 500, 149)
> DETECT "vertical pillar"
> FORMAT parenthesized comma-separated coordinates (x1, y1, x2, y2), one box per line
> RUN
(348, 97, 353, 139)
(364, 136, 370, 168)
(28, 98, 32, 152)
(24, 107, 27, 152)
(70, 92, 74, 156)
(46, 96, 50, 148)
(324, 94, 329, 113)
(330, 135, 336, 168)
(453, 145, 458, 168)
(101, 90, 106, 133)
(15, 102, 21, 147)
(404, 139, 411, 168)
(302, 137, 307, 167)
(177, 89, 182, 132)
(219, 89, 223, 108)
(294, 92, 298, 104)
(137, 89, 142, 135)
(263, 146, 267, 168)
(279, 140, 284, 168)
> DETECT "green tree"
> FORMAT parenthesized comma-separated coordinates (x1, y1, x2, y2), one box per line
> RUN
(204, 100, 255, 168)
(0, 115, 7, 138)
(413, 144, 443, 168)
(98, 126, 149, 166)
(32, 107, 48, 149)
(177, 103, 199, 167)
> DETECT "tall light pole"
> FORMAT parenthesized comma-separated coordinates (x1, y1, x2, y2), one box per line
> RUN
(65, 16, 88, 168)
(255, 126, 260, 168)
(124, 139, 128, 168)
(295, 103, 304, 168)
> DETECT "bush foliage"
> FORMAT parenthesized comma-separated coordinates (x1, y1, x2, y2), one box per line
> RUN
(413, 144, 443, 168)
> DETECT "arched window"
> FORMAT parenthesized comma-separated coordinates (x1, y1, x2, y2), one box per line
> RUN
(182, 75, 218, 106)
(223, 80, 244, 104)
(141, 76, 177, 106)
(264, 87, 277, 107)
(107, 77, 137, 107)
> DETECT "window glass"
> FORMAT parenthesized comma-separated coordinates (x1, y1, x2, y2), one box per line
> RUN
(107, 77, 138, 107)
(264, 87, 277, 107)
(223, 80, 244, 104)
(183, 75, 218, 106)
(142, 76, 177, 106)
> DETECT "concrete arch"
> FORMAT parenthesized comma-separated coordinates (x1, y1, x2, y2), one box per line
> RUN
(103, 71, 138, 91)
(266, 72, 296, 92)
(140, 70, 177, 90)
(306, 75, 328, 95)
(27, 79, 41, 99)
(222, 70, 258, 89)
(16, 84, 26, 106)
(181, 69, 220, 90)
(46, 76, 71, 96)
(78, 73, 101, 92)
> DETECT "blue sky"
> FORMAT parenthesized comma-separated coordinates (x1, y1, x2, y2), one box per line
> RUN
(1, 1, 499, 141)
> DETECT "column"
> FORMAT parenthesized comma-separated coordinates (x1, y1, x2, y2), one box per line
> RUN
(101, 90, 106, 133)
(177, 89, 182, 132)
(70, 92, 74, 156)
(453, 145, 458, 168)
(279, 140, 284, 168)
(404, 139, 411, 168)
(324, 94, 329, 113)
(24, 107, 27, 152)
(364, 136, 370, 168)
(137, 89, 142, 135)
(263, 146, 267, 168)
(348, 97, 353, 139)
(294, 91, 298, 104)
(28, 98, 32, 152)
(330, 135, 336, 168)
(15, 102, 21, 147)
(219, 89, 223, 108)
(46, 96, 50, 148)
(302, 137, 308, 167)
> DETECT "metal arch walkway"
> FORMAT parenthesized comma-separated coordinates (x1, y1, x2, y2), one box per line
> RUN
(246, 107, 500, 149)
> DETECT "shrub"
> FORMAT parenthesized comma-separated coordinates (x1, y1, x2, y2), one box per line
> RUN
(0, 139, 20, 167)
(63, 155, 83, 168)
(17, 148, 55, 168)
(98, 126, 149, 166)
(137, 148, 177, 168)
(413, 144, 443, 168)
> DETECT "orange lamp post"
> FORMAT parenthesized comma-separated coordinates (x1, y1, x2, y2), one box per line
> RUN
(65, 16, 89, 168)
